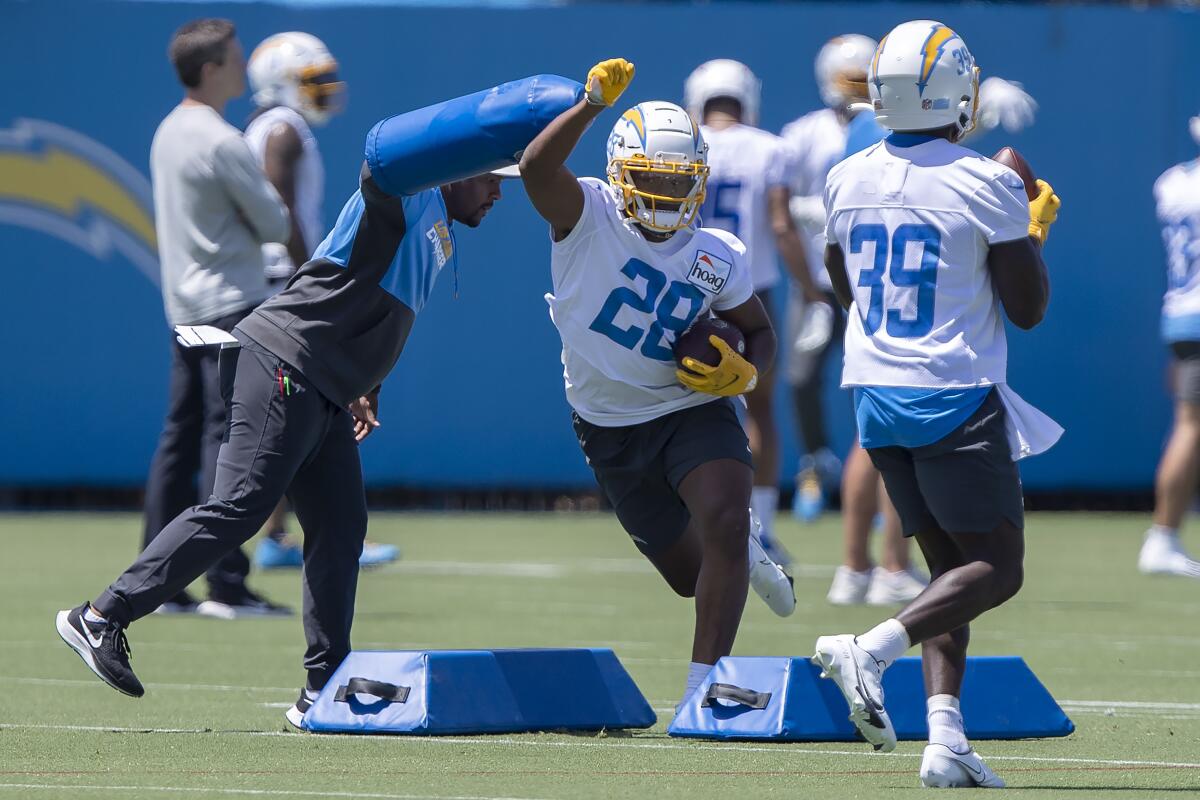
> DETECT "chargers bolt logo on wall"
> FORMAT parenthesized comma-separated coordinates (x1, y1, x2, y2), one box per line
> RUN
(688, 250, 731, 294)
(0, 118, 158, 284)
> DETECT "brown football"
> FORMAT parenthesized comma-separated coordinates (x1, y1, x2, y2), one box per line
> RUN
(991, 146, 1038, 201)
(674, 316, 745, 370)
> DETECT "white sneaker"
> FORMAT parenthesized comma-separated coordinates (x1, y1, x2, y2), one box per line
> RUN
(284, 688, 315, 731)
(827, 566, 872, 605)
(812, 634, 896, 752)
(1138, 531, 1200, 578)
(919, 743, 1005, 788)
(865, 566, 929, 606)
(749, 532, 796, 617)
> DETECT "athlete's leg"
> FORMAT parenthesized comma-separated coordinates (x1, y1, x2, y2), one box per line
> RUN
(747, 289, 781, 545)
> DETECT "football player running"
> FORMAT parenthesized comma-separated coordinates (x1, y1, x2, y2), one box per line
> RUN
(811, 22, 1062, 788)
(519, 59, 792, 711)
(682, 59, 819, 570)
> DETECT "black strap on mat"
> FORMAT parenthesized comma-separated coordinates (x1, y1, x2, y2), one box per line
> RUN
(701, 682, 771, 710)
(334, 677, 411, 704)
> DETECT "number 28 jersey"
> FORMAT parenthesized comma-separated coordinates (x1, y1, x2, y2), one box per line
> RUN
(547, 177, 753, 426)
(824, 136, 1030, 389)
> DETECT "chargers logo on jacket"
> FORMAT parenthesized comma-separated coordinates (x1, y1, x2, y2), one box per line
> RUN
(425, 219, 453, 268)
(0, 118, 158, 284)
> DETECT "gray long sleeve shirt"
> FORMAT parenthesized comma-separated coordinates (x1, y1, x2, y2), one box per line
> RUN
(150, 103, 290, 325)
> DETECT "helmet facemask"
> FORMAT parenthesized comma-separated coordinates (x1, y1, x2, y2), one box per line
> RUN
(609, 154, 709, 233)
(296, 62, 346, 126)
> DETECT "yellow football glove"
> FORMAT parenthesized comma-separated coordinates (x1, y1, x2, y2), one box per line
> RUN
(585, 58, 635, 107)
(1028, 178, 1061, 245)
(676, 336, 759, 397)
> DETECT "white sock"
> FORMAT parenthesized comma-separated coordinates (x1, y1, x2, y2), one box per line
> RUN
(681, 661, 713, 707)
(750, 487, 778, 541)
(83, 606, 107, 624)
(1148, 525, 1179, 540)
(855, 618, 910, 669)
(927, 694, 969, 752)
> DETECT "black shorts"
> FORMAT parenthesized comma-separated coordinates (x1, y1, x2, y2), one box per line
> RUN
(573, 399, 754, 556)
(866, 388, 1024, 537)
(1171, 341, 1200, 403)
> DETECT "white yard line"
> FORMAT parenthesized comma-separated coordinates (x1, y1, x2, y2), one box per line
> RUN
(0, 784, 546, 800)
(5, 722, 1200, 770)
(1059, 699, 1200, 711)
(0, 676, 295, 693)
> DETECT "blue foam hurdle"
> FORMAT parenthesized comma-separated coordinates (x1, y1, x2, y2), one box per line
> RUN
(668, 656, 1073, 741)
(303, 648, 656, 734)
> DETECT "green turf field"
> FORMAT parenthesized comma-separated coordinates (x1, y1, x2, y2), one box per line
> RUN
(1, 511, 1198, 799)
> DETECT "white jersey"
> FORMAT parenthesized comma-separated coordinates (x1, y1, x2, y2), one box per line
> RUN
(1155, 160, 1200, 341)
(547, 177, 754, 426)
(699, 124, 789, 291)
(780, 108, 848, 290)
(245, 106, 325, 278)
(825, 137, 1030, 389)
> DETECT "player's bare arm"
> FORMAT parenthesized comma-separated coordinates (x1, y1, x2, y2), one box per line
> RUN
(823, 242, 853, 311)
(520, 58, 634, 240)
(988, 178, 1060, 329)
(768, 186, 820, 301)
(263, 121, 309, 268)
(715, 295, 777, 379)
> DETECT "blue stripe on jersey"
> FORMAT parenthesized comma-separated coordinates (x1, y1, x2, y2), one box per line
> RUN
(854, 386, 991, 449)
(885, 132, 941, 148)
(1163, 312, 1200, 343)
(311, 187, 456, 314)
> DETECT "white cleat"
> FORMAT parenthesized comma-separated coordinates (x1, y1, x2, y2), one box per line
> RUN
(827, 565, 872, 606)
(749, 532, 796, 617)
(920, 743, 1006, 788)
(1138, 531, 1200, 579)
(812, 634, 896, 752)
(865, 566, 929, 606)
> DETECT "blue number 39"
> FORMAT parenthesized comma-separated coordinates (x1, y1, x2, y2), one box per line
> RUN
(850, 223, 940, 338)
(589, 259, 705, 361)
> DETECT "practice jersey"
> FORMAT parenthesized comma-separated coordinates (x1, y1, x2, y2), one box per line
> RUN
(699, 124, 789, 291)
(546, 177, 754, 426)
(245, 106, 326, 277)
(1155, 160, 1200, 342)
(780, 108, 848, 290)
(824, 134, 1030, 390)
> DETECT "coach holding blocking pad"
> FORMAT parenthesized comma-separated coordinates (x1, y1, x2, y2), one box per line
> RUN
(142, 18, 291, 619)
(56, 72, 583, 728)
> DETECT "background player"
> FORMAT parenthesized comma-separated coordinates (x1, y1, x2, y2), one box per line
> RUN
(683, 58, 819, 568)
(1140, 118, 1200, 580)
(519, 58, 790, 711)
(810, 21, 1061, 787)
(141, 18, 291, 619)
(244, 31, 398, 570)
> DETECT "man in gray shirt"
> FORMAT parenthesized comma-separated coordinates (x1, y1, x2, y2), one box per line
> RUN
(142, 18, 290, 618)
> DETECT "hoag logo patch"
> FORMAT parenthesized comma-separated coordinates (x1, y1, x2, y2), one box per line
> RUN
(687, 250, 731, 294)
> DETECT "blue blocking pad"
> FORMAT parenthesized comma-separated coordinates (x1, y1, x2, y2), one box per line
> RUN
(365, 74, 583, 196)
(668, 656, 1074, 741)
(303, 649, 655, 734)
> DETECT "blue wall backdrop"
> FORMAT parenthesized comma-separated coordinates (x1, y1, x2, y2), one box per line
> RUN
(1, 0, 1194, 489)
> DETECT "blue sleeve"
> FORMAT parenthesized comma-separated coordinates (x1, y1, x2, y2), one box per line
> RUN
(844, 113, 887, 159)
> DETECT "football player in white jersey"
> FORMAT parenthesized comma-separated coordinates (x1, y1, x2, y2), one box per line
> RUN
(519, 59, 793, 709)
(683, 59, 819, 568)
(1139, 118, 1200, 579)
(810, 22, 1061, 788)
(245, 32, 398, 570)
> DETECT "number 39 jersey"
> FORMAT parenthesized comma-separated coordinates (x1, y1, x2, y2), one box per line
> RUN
(824, 136, 1030, 389)
(699, 124, 791, 292)
(547, 177, 754, 426)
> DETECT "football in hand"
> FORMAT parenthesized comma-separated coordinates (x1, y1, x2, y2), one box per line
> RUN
(674, 316, 746, 370)
(991, 146, 1038, 201)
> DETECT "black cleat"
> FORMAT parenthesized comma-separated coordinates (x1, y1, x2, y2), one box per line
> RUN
(197, 586, 292, 620)
(56, 603, 144, 698)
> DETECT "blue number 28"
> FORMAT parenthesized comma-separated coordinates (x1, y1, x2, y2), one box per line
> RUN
(589, 259, 705, 361)
(849, 223, 940, 338)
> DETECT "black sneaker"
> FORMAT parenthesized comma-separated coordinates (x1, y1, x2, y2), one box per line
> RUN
(284, 687, 317, 730)
(55, 603, 144, 698)
(153, 590, 200, 615)
(196, 586, 292, 620)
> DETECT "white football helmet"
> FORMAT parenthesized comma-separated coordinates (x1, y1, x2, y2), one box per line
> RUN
(607, 102, 709, 233)
(683, 59, 761, 126)
(815, 34, 878, 109)
(869, 20, 979, 136)
(248, 32, 346, 126)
